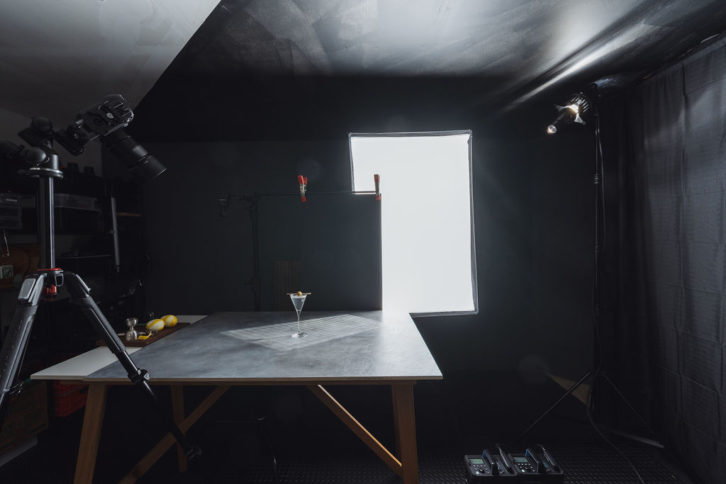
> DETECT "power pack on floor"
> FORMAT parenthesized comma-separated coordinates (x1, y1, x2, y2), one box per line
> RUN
(465, 444, 564, 483)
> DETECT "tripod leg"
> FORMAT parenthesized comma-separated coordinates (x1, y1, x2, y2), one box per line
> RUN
(518, 369, 593, 441)
(64, 272, 201, 460)
(0, 273, 47, 422)
(600, 372, 650, 427)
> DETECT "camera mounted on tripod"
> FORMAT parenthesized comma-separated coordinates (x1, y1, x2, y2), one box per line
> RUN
(4, 94, 165, 180)
(0, 95, 199, 460)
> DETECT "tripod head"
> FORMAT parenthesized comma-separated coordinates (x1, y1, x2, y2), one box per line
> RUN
(0, 140, 61, 183)
(0, 141, 48, 166)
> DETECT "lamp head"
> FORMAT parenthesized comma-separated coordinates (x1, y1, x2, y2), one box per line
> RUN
(546, 92, 593, 135)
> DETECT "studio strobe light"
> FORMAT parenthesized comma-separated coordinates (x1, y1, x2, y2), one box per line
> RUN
(546, 92, 592, 135)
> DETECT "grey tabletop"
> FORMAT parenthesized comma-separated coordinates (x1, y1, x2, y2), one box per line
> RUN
(88, 311, 442, 383)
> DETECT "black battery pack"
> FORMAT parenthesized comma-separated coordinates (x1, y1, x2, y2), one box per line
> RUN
(465, 444, 564, 483)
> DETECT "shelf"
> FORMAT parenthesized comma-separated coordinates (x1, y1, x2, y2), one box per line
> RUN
(57, 255, 111, 261)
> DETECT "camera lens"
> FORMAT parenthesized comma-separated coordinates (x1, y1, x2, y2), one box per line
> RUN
(101, 129, 166, 180)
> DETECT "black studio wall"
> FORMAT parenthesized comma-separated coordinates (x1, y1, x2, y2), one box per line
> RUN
(600, 37, 726, 484)
(132, 138, 381, 315)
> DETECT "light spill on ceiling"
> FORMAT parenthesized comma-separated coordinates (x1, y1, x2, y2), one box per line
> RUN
(172, 1, 726, 91)
(0, 0, 218, 131)
(2, 1, 726, 143)
(233, 0, 647, 78)
(133, 0, 726, 140)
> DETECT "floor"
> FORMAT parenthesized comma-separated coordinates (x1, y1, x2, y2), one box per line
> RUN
(146, 445, 691, 484)
(0, 378, 695, 483)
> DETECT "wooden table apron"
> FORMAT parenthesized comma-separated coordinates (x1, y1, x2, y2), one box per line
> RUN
(72, 380, 421, 484)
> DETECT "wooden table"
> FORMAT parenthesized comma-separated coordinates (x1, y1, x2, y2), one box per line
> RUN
(31, 311, 442, 483)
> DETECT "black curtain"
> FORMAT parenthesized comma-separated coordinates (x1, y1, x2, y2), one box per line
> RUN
(602, 37, 726, 484)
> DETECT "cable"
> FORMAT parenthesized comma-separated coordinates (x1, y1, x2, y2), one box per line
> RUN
(595, 114, 607, 244)
(586, 365, 646, 484)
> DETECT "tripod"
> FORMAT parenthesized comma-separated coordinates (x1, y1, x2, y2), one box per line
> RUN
(0, 146, 200, 461)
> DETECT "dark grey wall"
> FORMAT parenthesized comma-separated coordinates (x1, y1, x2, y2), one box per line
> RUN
(131, 139, 354, 314)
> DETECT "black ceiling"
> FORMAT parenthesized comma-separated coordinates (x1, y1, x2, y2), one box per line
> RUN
(131, 0, 726, 141)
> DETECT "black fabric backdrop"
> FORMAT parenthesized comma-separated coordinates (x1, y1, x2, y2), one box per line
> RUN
(602, 37, 726, 484)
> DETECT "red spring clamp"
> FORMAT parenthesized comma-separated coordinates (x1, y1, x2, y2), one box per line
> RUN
(374, 173, 381, 200)
(298, 175, 308, 202)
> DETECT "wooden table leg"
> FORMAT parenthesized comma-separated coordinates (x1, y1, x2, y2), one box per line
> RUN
(74, 383, 108, 484)
(308, 385, 402, 476)
(120, 385, 229, 483)
(392, 388, 401, 456)
(170, 386, 188, 472)
(392, 383, 418, 484)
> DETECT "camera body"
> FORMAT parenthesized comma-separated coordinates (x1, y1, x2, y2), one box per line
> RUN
(56, 94, 134, 155)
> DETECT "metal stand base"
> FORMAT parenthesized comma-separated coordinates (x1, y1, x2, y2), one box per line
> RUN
(518, 367, 661, 448)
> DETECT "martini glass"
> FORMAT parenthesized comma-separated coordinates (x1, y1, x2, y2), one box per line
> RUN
(288, 292, 310, 338)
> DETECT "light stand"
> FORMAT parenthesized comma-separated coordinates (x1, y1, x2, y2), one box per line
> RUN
(0, 112, 200, 462)
(520, 94, 658, 451)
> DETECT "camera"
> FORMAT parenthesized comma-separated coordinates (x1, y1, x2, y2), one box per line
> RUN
(54, 94, 134, 153)
(17, 94, 165, 180)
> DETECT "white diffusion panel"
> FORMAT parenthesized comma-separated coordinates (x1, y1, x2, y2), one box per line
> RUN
(351, 133, 476, 314)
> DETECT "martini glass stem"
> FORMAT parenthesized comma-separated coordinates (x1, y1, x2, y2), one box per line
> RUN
(296, 310, 301, 334)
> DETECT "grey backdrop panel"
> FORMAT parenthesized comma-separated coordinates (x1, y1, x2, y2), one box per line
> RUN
(257, 193, 381, 311)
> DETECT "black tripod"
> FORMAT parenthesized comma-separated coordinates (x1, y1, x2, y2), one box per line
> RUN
(0, 143, 200, 461)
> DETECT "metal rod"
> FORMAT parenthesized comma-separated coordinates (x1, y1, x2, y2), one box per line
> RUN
(110, 196, 121, 272)
(518, 369, 593, 441)
(605, 428, 664, 449)
(35, 154, 60, 269)
(223, 190, 378, 201)
(600, 372, 651, 428)
(250, 200, 261, 311)
(37, 177, 55, 269)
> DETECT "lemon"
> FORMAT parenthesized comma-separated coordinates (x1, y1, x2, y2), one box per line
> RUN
(161, 314, 178, 327)
(146, 318, 165, 333)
